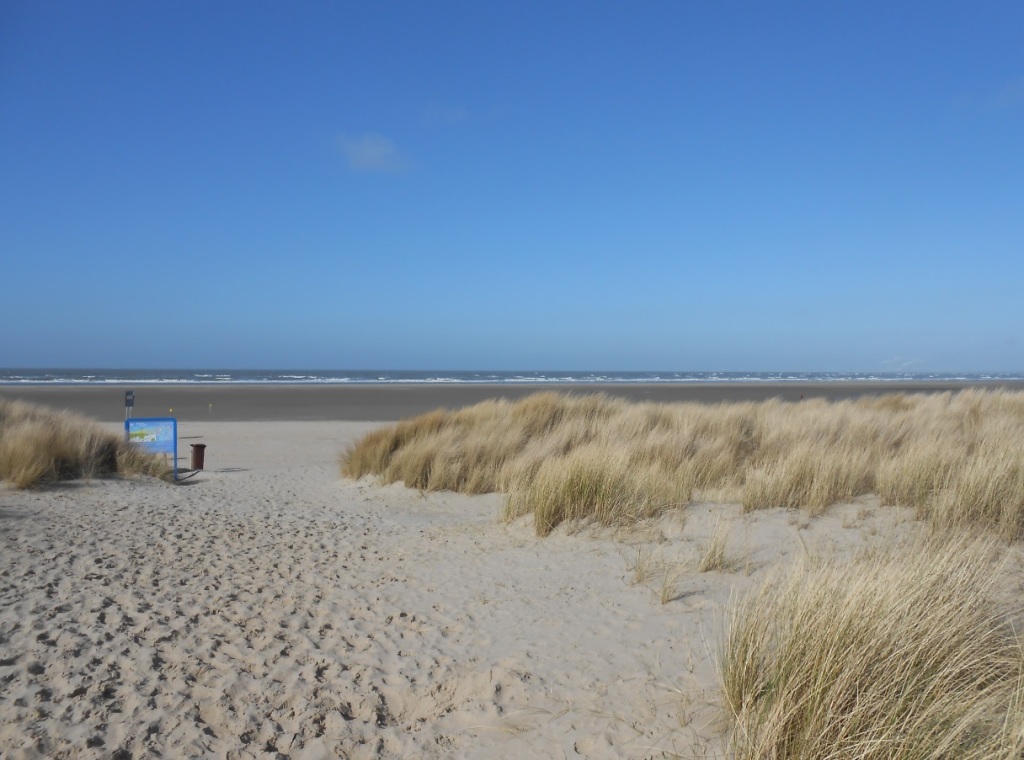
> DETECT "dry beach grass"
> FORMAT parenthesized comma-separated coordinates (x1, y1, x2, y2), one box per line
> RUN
(721, 535, 1024, 759)
(4, 391, 1024, 756)
(341, 388, 1024, 539)
(0, 399, 168, 488)
(342, 389, 1024, 756)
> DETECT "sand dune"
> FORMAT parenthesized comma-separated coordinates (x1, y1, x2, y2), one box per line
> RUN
(0, 421, 965, 758)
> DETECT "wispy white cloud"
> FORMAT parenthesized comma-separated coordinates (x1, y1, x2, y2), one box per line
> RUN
(421, 102, 470, 126)
(337, 133, 407, 172)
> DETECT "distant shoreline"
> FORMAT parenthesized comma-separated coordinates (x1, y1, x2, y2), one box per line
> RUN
(3, 369, 1022, 385)
(3, 380, 1023, 423)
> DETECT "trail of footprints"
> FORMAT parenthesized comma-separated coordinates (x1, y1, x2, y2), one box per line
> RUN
(0, 475, 518, 759)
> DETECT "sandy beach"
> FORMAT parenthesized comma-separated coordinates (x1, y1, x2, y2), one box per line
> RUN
(2, 386, 1020, 758)
(3, 380, 1023, 422)
(7, 0, 1023, 753)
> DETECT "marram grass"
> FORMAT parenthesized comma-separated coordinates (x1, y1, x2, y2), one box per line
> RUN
(341, 392, 1024, 756)
(341, 389, 1024, 538)
(0, 399, 170, 488)
(721, 536, 1024, 759)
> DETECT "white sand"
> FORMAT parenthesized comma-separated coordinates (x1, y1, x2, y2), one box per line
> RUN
(0, 421, 927, 758)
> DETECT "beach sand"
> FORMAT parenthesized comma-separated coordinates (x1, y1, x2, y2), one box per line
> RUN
(0, 387, 1010, 758)
(4, 379, 1023, 422)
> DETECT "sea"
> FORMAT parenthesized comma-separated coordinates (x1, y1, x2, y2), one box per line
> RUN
(1, 369, 1021, 385)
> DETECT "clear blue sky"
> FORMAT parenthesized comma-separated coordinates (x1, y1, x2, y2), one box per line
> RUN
(1, 2, 1021, 371)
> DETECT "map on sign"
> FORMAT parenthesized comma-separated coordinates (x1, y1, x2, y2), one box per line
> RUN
(126, 418, 176, 453)
(125, 417, 178, 479)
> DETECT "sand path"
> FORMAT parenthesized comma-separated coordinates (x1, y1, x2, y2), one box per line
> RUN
(1, 422, 920, 759)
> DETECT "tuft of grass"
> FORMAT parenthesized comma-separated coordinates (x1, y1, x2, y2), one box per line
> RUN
(0, 399, 170, 488)
(340, 389, 1024, 538)
(627, 544, 659, 586)
(697, 515, 732, 573)
(659, 561, 687, 604)
(927, 444, 1024, 542)
(877, 441, 961, 513)
(721, 536, 1024, 759)
(742, 441, 876, 516)
(504, 444, 691, 536)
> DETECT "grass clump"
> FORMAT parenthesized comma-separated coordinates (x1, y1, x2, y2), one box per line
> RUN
(697, 515, 732, 573)
(721, 536, 1024, 759)
(505, 444, 692, 536)
(627, 544, 659, 586)
(0, 399, 169, 488)
(341, 393, 691, 534)
(341, 389, 1024, 538)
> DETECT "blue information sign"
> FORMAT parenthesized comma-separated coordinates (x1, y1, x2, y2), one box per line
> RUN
(125, 417, 178, 480)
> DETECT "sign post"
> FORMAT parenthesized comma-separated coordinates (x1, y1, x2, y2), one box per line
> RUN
(125, 417, 177, 481)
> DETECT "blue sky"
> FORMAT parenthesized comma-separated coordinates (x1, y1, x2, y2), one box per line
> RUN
(1, 1, 1021, 371)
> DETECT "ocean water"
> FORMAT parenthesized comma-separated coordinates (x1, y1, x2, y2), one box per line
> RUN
(0, 369, 1020, 385)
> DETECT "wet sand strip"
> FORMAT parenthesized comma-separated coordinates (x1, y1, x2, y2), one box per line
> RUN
(2, 380, 1022, 423)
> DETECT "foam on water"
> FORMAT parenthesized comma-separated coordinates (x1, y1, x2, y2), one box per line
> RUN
(0, 369, 1020, 385)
